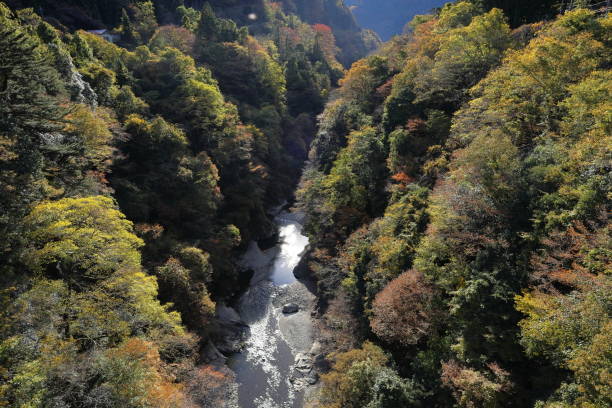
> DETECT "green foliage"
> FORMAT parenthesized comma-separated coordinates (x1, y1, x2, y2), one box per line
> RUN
(4, 1, 610, 407)
(80, 30, 131, 68)
(80, 63, 116, 105)
(468, 0, 561, 27)
(0, 7, 67, 273)
(156, 256, 215, 330)
(119, 1, 159, 48)
(23, 196, 143, 283)
(112, 85, 149, 121)
(340, 185, 430, 309)
(177, 5, 201, 31)
(516, 280, 610, 367)
(71, 32, 94, 64)
(0, 195, 188, 407)
(389, 4, 512, 118)
(0, 2, 374, 407)
(131, 1, 159, 44)
(113, 115, 221, 237)
(323, 127, 385, 217)
(299, 124, 387, 246)
(121, 8, 138, 48)
(197, 3, 247, 45)
(320, 342, 423, 408)
(148, 25, 195, 54)
(339, 56, 389, 112)
(298, 4, 611, 408)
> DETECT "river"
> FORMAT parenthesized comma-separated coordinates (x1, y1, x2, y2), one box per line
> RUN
(227, 209, 317, 408)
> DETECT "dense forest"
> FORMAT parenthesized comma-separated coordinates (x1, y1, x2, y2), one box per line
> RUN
(297, 1, 611, 407)
(0, 0, 375, 406)
(0, 0, 610, 407)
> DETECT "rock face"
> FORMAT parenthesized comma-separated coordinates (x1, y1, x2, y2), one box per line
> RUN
(51, 44, 98, 107)
(289, 349, 319, 387)
(212, 303, 249, 357)
(282, 303, 300, 314)
(292, 245, 311, 279)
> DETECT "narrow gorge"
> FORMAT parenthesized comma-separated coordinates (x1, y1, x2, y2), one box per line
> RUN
(0, 1, 609, 408)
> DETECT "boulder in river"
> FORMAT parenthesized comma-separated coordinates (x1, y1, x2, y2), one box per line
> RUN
(294, 353, 313, 373)
(307, 375, 318, 385)
(282, 303, 299, 314)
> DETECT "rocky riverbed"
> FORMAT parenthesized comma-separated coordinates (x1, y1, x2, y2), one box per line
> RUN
(218, 210, 318, 408)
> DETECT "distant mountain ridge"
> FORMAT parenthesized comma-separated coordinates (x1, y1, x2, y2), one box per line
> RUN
(281, 0, 381, 65)
(346, 0, 447, 40)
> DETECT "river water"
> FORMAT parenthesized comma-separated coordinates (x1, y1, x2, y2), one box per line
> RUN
(228, 210, 314, 408)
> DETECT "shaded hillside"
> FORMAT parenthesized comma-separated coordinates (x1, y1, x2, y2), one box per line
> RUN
(281, 0, 380, 64)
(347, 0, 447, 40)
(5, 0, 380, 66)
(345, 0, 581, 40)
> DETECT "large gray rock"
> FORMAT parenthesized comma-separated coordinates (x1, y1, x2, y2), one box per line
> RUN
(282, 303, 299, 314)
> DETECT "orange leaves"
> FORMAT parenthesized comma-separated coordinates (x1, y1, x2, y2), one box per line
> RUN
(313, 23, 332, 34)
(530, 217, 609, 292)
(339, 59, 375, 96)
(187, 365, 234, 407)
(193, 365, 229, 389)
(110, 338, 161, 367)
(441, 360, 513, 408)
(134, 223, 164, 239)
(149, 382, 191, 408)
(108, 338, 191, 408)
(405, 117, 427, 134)
(391, 172, 415, 185)
(375, 78, 394, 99)
(268, 2, 282, 12)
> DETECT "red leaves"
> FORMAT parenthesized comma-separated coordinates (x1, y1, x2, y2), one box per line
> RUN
(313, 23, 338, 62)
(376, 78, 394, 99)
(313, 23, 333, 34)
(370, 269, 436, 346)
(530, 216, 609, 293)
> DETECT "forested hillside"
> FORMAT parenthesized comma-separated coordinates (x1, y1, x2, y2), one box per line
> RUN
(297, 1, 611, 407)
(0, 1, 370, 406)
(347, 0, 583, 40)
(4, 0, 380, 65)
(0, 0, 610, 407)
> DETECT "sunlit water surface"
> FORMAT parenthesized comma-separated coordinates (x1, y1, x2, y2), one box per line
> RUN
(228, 211, 309, 408)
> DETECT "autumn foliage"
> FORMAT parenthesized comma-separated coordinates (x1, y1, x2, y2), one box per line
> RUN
(297, 2, 611, 408)
(371, 270, 436, 346)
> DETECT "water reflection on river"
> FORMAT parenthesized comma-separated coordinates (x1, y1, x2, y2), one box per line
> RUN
(228, 211, 310, 408)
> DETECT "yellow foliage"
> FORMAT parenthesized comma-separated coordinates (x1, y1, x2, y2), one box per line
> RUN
(64, 104, 114, 166)
(24, 196, 143, 281)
